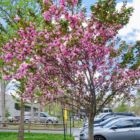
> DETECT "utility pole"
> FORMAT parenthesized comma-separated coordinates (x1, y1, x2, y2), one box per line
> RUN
(62, 108, 66, 140)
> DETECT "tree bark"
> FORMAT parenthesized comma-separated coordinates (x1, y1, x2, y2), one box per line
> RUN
(86, 71, 96, 140)
(88, 112, 95, 140)
(0, 79, 6, 127)
(31, 100, 34, 122)
(18, 98, 24, 140)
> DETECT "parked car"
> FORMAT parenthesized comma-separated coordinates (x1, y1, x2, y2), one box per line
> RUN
(101, 108, 113, 113)
(24, 113, 32, 123)
(8, 116, 20, 122)
(7, 116, 14, 122)
(94, 112, 135, 124)
(80, 117, 140, 140)
(46, 116, 58, 123)
(81, 116, 124, 134)
(94, 116, 125, 127)
(83, 112, 135, 129)
(82, 113, 110, 128)
(24, 112, 47, 123)
(24, 112, 58, 124)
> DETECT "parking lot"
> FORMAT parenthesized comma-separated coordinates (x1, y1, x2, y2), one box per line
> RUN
(80, 112, 140, 140)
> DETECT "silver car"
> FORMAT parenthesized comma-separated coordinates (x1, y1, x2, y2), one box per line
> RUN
(24, 112, 49, 123)
(80, 117, 140, 140)
(24, 112, 58, 124)
(81, 116, 127, 134)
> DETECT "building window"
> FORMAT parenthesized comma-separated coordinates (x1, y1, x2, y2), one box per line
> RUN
(24, 105, 31, 111)
(15, 103, 20, 110)
(15, 103, 31, 111)
(33, 107, 38, 112)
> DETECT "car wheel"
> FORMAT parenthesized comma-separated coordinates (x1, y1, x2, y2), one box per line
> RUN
(9, 120, 13, 123)
(25, 119, 29, 123)
(46, 120, 53, 124)
(94, 135, 106, 140)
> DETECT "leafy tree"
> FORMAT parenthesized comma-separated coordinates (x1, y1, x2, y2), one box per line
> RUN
(0, 0, 42, 139)
(0, 0, 43, 45)
(1, 1, 139, 140)
(0, 0, 83, 139)
(114, 102, 129, 112)
(120, 41, 140, 70)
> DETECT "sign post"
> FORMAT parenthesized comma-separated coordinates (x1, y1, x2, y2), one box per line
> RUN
(62, 108, 66, 140)
(64, 108, 68, 133)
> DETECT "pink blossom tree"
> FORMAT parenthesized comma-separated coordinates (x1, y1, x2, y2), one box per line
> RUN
(1, 0, 140, 140)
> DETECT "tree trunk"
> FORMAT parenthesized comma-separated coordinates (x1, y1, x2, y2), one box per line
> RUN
(31, 100, 34, 122)
(38, 103, 41, 122)
(49, 104, 51, 115)
(0, 79, 6, 127)
(85, 68, 96, 140)
(18, 99, 24, 140)
(28, 100, 34, 133)
(88, 113, 95, 140)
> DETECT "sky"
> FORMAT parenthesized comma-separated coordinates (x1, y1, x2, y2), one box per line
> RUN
(1, 0, 139, 43)
(83, 0, 140, 43)
(82, 0, 133, 12)
(118, 0, 140, 42)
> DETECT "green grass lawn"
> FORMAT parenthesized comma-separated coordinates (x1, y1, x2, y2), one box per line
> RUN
(0, 132, 74, 140)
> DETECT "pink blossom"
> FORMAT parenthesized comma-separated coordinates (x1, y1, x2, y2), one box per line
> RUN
(43, 11, 51, 21)
(49, 5, 57, 14)
(72, 0, 78, 6)
(59, 0, 65, 6)
(3, 75, 12, 80)
(43, 0, 50, 4)
(14, 15, 20, 22)
(5, 53, 13, 62)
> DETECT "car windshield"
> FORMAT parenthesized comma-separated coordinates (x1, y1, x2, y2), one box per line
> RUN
(103, 119, 119, 128)
(100, 117, 118, 126)
(96, 113, 108, 119)
(44, 113, 48, 116)
(42, 112, 49, 116)
(97, 114, 104, 118)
